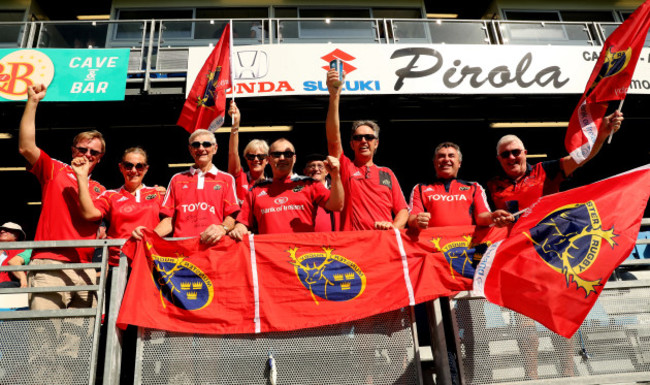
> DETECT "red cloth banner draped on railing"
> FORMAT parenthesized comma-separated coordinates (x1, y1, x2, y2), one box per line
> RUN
(565, 0, 650, 163)
(117, 226, 506, 334)
(474, 164, 650, 338)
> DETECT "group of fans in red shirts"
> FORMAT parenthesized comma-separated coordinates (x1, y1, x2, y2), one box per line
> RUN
(9, 68, 623, 310)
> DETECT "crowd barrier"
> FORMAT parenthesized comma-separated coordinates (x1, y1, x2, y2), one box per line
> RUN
(1, 227, 649, 384)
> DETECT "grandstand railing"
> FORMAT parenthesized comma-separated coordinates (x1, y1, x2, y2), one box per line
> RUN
(1, 222, 649, 384)
(2, 17, 647, 94)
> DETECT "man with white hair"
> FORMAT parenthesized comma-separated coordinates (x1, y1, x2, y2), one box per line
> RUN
(149, 129, 240, 244)
(488, 111, 623, 224)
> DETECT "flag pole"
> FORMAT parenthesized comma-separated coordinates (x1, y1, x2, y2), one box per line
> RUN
(229, 19, 236, 104)
(608, 98, 625, 144)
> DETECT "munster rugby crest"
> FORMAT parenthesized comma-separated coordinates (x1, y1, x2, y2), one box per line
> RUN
(288, 247, 366, 305)
(587, 46, 632, 96)
(147, 242, 214, 310)
(431, 236, 490, 279)
(524, 201, 617, 297)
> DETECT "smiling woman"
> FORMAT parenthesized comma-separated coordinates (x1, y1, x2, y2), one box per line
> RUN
(71, 146, 165, 266)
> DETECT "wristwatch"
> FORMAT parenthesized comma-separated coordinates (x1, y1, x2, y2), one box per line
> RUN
(220, 223, 231, 233)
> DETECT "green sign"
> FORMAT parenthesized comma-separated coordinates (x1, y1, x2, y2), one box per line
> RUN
(0, 48, 130, 102)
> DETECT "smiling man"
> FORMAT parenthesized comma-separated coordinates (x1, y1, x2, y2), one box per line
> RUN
(408, 142, 510, 230)
(19, 84, 106, 310)
(326, 69, 408, 231)
(154, 129, 239, 244)
(229, 139, 343, 238)
(488, 110, 623, 221)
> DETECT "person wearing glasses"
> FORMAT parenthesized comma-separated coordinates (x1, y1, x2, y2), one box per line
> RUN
(488, 111, 623, 225)
(303, 153, 340, 232)
(408, 142, 511, 231)
(71, 147, 164, 266)
(18, 84, 106, 310)
(227, 101, 269, 204)
(326, 70, 408, 231)
(153, 129, 239, 245)
(229, 139, 344, 238)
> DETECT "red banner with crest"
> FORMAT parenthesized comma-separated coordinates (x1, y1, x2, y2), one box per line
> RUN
(474, 164, 650, 337)
(117, 226, 505, 334)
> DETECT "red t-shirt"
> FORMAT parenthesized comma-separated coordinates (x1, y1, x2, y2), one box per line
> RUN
(0, 249, 24, 283)
(237, 175, 331, 234)
(29, 150, 105, 263)
(233, 168, 250, 205)
(409, 179, 491, 227)
(94, 185, 164, 265)
(487, 160, 565, 213)
(339, 154, 408, 231)
(160, 165, 240, 237)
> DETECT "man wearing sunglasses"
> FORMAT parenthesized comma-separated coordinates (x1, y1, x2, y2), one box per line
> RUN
(326, 70, 408, 231)
(488, 111, 623, 224)
(18, 84, 106, 310)
(229, 139, 343, 238)
(154, 129, 239, 245)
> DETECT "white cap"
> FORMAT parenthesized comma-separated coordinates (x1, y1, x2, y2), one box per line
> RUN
(0, 222, 26, 241)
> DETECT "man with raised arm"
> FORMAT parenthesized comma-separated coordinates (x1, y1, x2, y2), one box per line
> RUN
(19, 84, 106, 310)
(326, 70, 408, 231)
(488, 111, 623, 224)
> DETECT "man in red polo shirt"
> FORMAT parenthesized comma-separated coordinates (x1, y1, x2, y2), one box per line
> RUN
(152, 129, 240, 244)
(408, 142, 511, 230)
(303, 153, 340, 232)
(326, 70, 408, 231)
(0, 222, 31, 288)
(19, 84, 106, 310)
(488, 111, 623, 224)
(229, 139, 343, 237)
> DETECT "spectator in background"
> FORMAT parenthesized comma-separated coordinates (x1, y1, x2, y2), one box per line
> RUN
(488, 111, 623, 220)
(73, 147, 165, 266)
(150, 129, 239, 244)
(0, 222, 31, 288)
(229, 139, 343, 238)
(19, 84, 105, 310)
(408, 142, 512, 231)
(326, 69, 408, 231)
(303, 153, 340, 232)
(227, 101, 269, 204)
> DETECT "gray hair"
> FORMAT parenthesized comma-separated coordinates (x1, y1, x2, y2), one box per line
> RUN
(434, 142, 462, 162)
(188, 129, 216, 144)
(496, 134, 525, 155)
(350, 120, 380, 140)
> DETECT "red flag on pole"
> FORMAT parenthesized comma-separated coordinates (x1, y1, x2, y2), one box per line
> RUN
(474, 164, 650, 337)
(566, 1, 650, 163)
(177, 22, 233, 133)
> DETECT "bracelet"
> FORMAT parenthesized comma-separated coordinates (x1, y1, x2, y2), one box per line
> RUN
(231, 127, 239, 134)
(220, 223, 231, 233)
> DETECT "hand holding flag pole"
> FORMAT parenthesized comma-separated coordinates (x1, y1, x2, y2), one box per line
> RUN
(608, 99, 625, 144)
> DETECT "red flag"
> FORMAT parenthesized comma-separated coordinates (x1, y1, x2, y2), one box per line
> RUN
(177, 22, 233, 133)
(566, 1, 650, 163)
(117, 226, 507, 334)
(474, 165, 650, 337)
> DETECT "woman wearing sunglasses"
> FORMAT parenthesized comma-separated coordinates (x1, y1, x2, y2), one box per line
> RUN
(71, 147, 164, 266)
(227, 101, 269, 203)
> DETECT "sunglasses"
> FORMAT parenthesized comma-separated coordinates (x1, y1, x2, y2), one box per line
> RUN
(352, 134, 377, 141)
(245, 153, 267, 161)
(306, 163, 325, 170)
(75, 146, 103, 157)
(121, 161, 147, 171)
(499, 149, 523, 158)
(190, 141, 214, 149)
(269, 151, 295, 159)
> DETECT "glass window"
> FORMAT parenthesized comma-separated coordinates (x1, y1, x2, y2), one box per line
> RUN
(503, 10, 561, 21)
(372, 8, 421, 19)
(560, 10, 615, 22)
(298, 9, 371, 18)
(116, 9, 193, 40)
(195, 8, 268, 40)
(0, 10, 25, 21)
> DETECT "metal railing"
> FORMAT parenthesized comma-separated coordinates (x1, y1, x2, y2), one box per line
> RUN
(4, 17, 649, 94)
